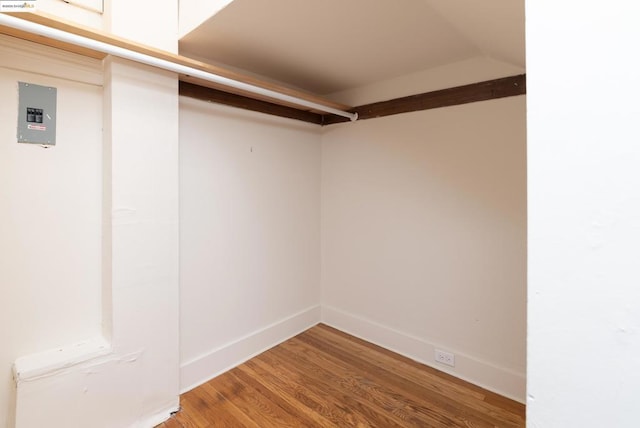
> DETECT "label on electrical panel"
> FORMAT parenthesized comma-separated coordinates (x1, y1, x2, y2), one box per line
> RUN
(0, 1, 37, 12)
(27, 124, 46, 131)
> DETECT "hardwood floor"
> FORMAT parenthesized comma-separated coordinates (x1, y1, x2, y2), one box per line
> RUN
(158, 324, 525, 427)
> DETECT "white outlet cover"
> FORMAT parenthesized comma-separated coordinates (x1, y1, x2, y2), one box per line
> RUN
(435, 349, 455, 367)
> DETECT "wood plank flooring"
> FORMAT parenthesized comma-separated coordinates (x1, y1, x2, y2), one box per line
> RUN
(158, 324, 525, 427)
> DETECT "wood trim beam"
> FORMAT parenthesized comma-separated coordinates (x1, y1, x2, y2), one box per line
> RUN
(180, 75, 526, 126)
(322, 74, 527, 125)
(179, 81, 324, 125)
(0, 11, 352, 113)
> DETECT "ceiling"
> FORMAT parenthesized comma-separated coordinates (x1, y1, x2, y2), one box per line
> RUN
(179, 0, 525, 97)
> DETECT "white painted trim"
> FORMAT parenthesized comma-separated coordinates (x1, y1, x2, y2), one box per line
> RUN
(180, 305, 322, 393)
(321, 305, 526, 403)
(13, 336, 112, 383)
(140, 402, 180, 428)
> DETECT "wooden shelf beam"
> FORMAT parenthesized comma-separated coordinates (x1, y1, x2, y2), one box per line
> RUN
(323, 74, 527, 125)
(0, 11, 352, 114)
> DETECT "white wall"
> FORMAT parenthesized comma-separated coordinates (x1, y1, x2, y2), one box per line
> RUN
(104, 0, 177, 53)
(3, 1, 181, 427)
(527, 1, 640, 427)
(0, 36, 103, 428)
(321, 96, 527, 401)
(179, 97, 322, 392)
(12, 57, 180, 428)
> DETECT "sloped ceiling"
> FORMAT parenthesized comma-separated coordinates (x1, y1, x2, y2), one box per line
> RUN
(424, 0, 525, 67)
(179, 0, 524, 96)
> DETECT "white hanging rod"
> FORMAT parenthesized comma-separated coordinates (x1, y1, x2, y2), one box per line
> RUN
(0, 13, 358, 121)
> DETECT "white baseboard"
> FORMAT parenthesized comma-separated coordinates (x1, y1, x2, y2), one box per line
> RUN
(139, 402, 180, 428)
(180, 305, 322, 393)
(321, 305, 526, 403)
(179, 304, 525, 403)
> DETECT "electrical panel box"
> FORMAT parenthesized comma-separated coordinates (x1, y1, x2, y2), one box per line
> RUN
(17, 82, 57, 146)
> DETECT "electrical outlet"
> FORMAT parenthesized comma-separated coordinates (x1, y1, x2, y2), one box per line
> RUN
(435, 349, 455, 367)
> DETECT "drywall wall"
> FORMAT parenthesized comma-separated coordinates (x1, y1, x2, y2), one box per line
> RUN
(321, 96, 527, 401)
(0, 35, 103, 428)
(4, 0, 181, 426)
(527, 1, 640, 427)
(12, 56, 180, 428)
(104, 0, 177, 53)
(179, 97, 322, 392)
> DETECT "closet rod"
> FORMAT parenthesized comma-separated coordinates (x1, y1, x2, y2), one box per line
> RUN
(0, 13, 358, 121)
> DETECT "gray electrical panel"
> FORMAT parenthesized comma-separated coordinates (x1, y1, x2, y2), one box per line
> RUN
(17, 82, 57, 146)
